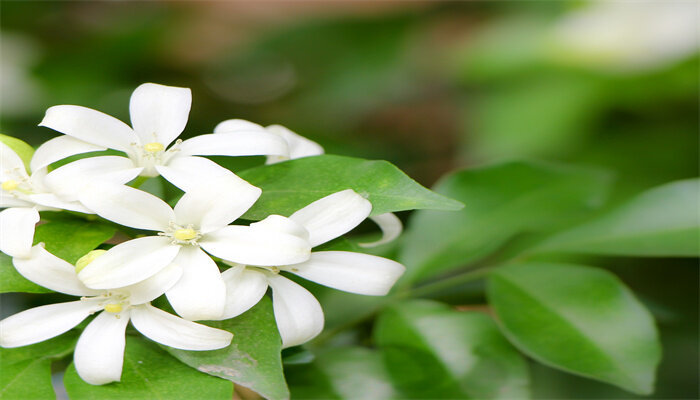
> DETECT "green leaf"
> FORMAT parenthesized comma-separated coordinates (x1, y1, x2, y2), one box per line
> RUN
(163, 297, 288, 400)
(0, 134, 34, 172)
(238, 155, 463, 220)
(487, 262, 661, 395)
(0, 253, 51, 293)
(0, 358, 54, 400)
(373, 300, 530, 399)
(398, 160, 612, 283)
(287, 347, 399, 400)
(64, 337, 233, 400)
(534, 179, 700, 257)
(34, 215, 116, 264)
(0, 332, 79, 400)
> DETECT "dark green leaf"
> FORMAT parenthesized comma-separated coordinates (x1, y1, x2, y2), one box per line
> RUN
(238, 155, 463, 220)
(534, 179, 700, 257)
(34, 215, 116, 264)
(287, 347, 399, 400)
(163, 297, 288, 400)
(487, 262, 661, 394)
(0, 134, 34, 172)
(64, 336, 233, 400)
(399, 160, 612, 283)
(0, 331, 79, 400)
(374, 300, 530, 399)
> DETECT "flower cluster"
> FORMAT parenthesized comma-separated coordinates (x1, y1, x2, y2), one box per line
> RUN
(0, 83, 405, 385)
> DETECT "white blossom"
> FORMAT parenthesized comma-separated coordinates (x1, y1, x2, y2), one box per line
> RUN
(0, 245, 232, 385)
(0, 142, 139, 258)
(218, 189, 406, 348)
(75, 178, 311, 321)
(37, 83, 290, 191)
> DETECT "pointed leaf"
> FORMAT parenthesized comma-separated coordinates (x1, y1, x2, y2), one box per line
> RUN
(238, 155, 463, 220)
(64, 337, 233, 400)
(163, 297, 289, 400)
(287, 347, 399, 400)
(374, 300, 530, 399)
(534, 179, 700, 256)
(399, 160, 612, 283)
(487, 262, 661, 395)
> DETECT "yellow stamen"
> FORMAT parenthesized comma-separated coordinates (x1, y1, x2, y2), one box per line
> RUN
(144, 142, 165, 153)
(1, 180, 18, 191)
(104, 303, 123, 313)
(75, 249, 107, 273)
(173, 228, 198, 241)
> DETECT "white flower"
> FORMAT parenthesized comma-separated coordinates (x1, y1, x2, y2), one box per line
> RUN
(0, 142, 140, 258)
(37, 83, 290, 190)
(550, 1, 699, 72)
(214, 119, 323, 165)
(76, 178, 311, 321)
(0, 245, 232, 385)
(215, 120, 403, 247)
(218, 189, 406, 348)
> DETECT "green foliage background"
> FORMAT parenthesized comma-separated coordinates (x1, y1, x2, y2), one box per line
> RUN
(1, 2, 697, 399)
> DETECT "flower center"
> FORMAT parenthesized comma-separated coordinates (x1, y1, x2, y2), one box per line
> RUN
(75, 249, 107, 273)
(1, 179, 18, 191)
(159, 222, 202, 245)
(173, 228, 198, 241)
(104, 303, 123, 314)
(144, 142, 165, 153)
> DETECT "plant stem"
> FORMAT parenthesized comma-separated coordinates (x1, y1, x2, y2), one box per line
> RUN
(312, 267, 496, 345)
(398, 267, 495, 299)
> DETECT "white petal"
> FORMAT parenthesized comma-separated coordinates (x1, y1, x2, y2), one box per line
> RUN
(249, 215, 310, 241)
(200, 224, 311, 267)
(13, 245, 99, 296)
(165, 247, 226, 321)
(78, 236, 180, 289)
(130, 304, 232, 350)
(219, 265, 268, 319)
(44, 156, 142, 202)
(267, 274, 324, 348)
(0, 207, 39, 258)
(125, 263, 183, 305)
(129, 83, 191, 147)
(156, 155, 239, 192)
(178, 132, 288, 158)
(173, 175, 261, 233)
(213, 119, 265, 133)
(28, 194, 91, 214)
(289, 251, 405, 296)
(290, 189, 372, 247)
(0, 142, 28, 180)
(359, 212, 403, 248)
(266, 124, 324, 161)
(74, 310, 130, 385)
(30, 136, 105, 172)
(0, 301, 98, 348)
(39, 105, 137, 151)
(79, 183, 173, 231)
(0, 193, 33, 208)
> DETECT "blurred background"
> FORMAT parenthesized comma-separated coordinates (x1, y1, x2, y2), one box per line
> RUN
(1, 1, 698, 399)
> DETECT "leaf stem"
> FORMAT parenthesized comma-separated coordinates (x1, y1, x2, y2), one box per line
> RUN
(398, 267, 495, 299)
